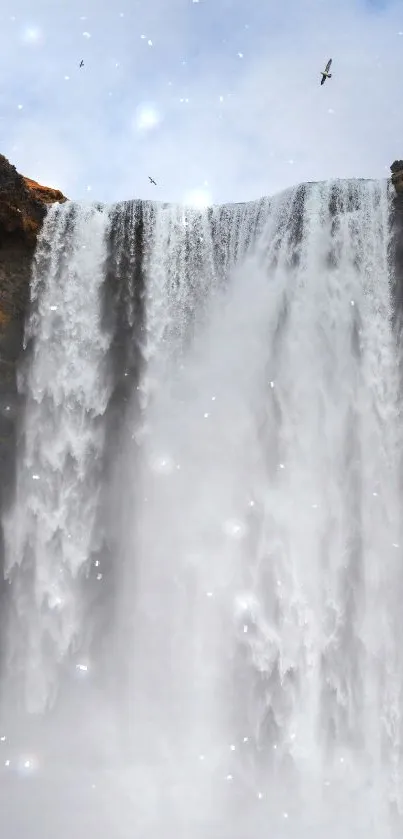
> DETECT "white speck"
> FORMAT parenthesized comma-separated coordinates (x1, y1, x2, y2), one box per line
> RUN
(82, 31, 91, 38)
(204, 412, 209, 418)
(219, 95, 224, 102)
(398, 31, 403, 35)
(91, 783, 96, 789)
(206, 591, 213, 598)
(223, 519, 245, 539)
(350, 300, 355, 306)
(248, 500, 255, 507)
(328, 108, 334, 114)
(32, 474, 40, 481)
(97, 573, 103, 581)
(393, 543, 399, 548)
(283, 812, 289, 819)
(230, 744, 236, 751)
(141, 34, 146, 39)
(243, 736, 249, 743)
(52, 595, 63, 608)
(76, 663, 88, 672)
(0, 736, 6, 742)
(199, 754, 205, 760)
(148, 40, 153, 47)
(87, 186, 92, 192)
(312, 503, 318, 509)
(243, 625, 248, 634)
(269, 380, 275, 388)
(80, 16, 87, 21)
(340, 757, 344, 764)
(24, 760, 31, 769)
(226, 774, 233, 781)
(5, 406, 10, 412)
(21, 26, 44, 44)
(257, 792, 263, 799)
(151, 454, 174, 475)
(134, 104, 161, 133)
(94, 560, 100, 568)
(288, 159, 294, 165)
(119, 12, 124, 17)
(211, 395, 216, 401)
(64, 76, 70, 81)
(5, 760, 10, 767)
(373, 492, 378, 497)
(237, 52, 243, 58)
(17, 104, 23, 110)
(279, 463, 285, 469)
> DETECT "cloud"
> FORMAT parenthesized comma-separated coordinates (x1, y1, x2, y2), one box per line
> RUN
(0, 0, 402, 203)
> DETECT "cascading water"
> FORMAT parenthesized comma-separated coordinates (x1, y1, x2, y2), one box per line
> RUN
(1, 203, 112, 714)
(0, 179, 402, 838)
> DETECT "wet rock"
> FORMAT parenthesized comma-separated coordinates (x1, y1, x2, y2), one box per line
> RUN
(390, 160, 403, 194)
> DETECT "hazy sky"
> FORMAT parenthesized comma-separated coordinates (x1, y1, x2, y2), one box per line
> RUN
(0, 0, 402, 205)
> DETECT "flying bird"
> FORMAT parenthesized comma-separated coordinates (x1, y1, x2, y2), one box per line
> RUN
(320, 58, 332, 85)
(148, 176, 157, 186)
(79, 60, 84, 68)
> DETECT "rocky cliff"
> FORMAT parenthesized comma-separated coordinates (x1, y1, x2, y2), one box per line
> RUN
(0, 154, 66, 517)
(0, 153, 66, 323)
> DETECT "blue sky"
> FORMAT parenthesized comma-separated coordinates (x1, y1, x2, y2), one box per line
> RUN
(0, 0, 402, 204)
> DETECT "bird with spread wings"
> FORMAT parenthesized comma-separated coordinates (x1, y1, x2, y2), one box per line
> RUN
(320, 58, 332, 85)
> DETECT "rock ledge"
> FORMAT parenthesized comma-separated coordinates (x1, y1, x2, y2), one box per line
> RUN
(0, 154, 67, 328)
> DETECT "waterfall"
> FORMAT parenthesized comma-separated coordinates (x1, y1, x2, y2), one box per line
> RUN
(1, 179, 403, 838)
(2, 203, 112, 714)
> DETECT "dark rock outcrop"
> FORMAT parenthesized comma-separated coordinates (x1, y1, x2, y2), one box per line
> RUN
(0, 154, 67, 508)
(391, 160, 403, 195)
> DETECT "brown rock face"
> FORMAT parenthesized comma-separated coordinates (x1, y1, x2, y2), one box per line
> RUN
(0, 154, 67, 324)
(0, 154, 67, 509)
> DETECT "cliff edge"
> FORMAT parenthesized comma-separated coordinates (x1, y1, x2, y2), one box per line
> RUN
(0, 154, 66, 328)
